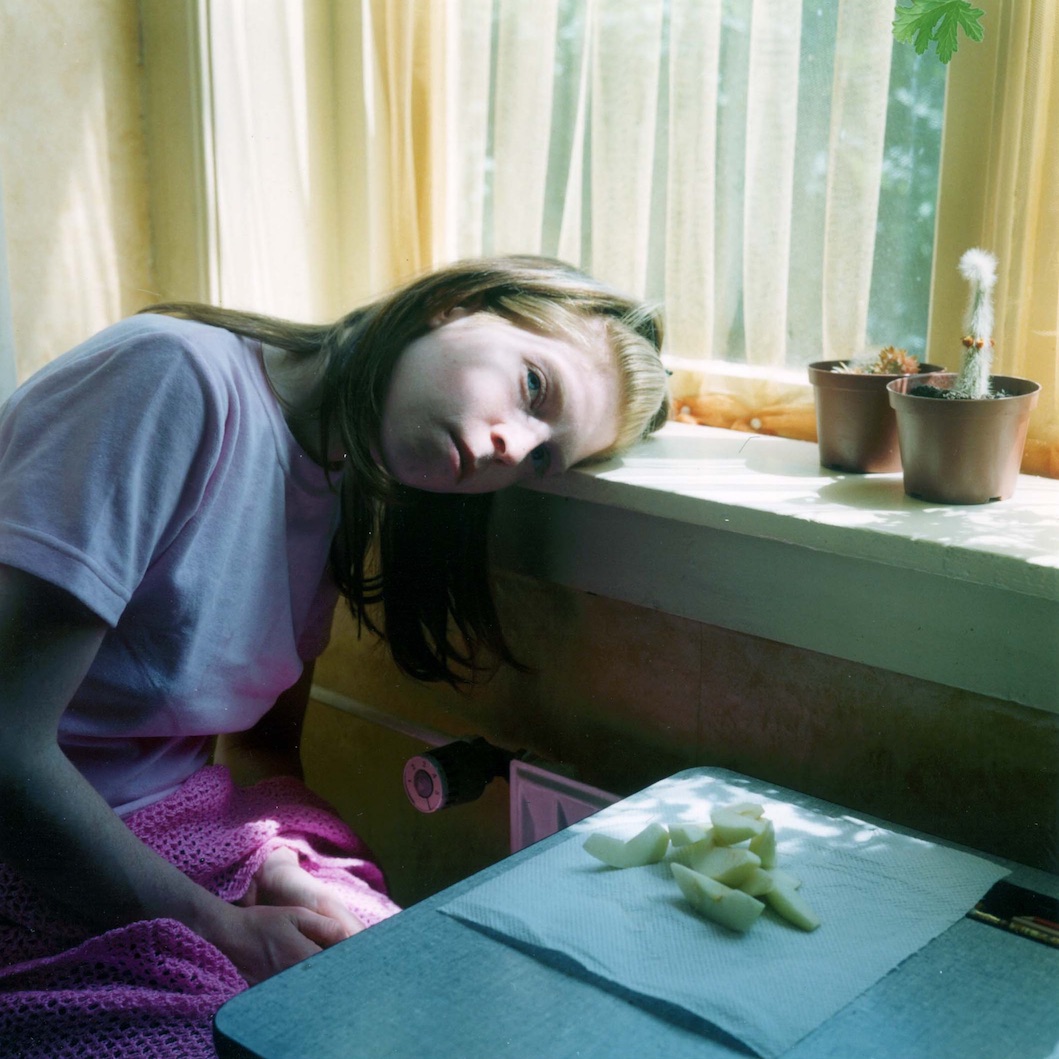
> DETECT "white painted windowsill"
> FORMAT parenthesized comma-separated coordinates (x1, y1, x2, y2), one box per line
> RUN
(491, 422, 1059, 716)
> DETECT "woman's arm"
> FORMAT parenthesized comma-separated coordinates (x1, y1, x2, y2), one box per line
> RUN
(214, 660, 367, 938)
(0, 564, 347, 984)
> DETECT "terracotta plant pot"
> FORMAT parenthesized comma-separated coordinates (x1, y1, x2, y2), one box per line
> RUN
(808, 361, 942, 473)
(886, 373, 1040, 504)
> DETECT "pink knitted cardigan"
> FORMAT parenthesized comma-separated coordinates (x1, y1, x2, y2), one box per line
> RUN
(0, 765, 400, 1058)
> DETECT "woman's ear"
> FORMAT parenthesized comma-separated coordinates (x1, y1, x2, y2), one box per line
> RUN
(427, 304, 476, 329)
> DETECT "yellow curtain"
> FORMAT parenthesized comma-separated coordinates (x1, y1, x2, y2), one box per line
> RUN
(203, 0, 447, 319)
(979, 1, 1058, 476)
(927, 0, 1059, 478)
(356, 0, 447, 285)
(0, 166, 16, 403)
(0, 0, 153, 383)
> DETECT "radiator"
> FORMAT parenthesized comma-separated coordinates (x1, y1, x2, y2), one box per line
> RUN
(508, 759, 617, 853)
(310, 685, 618, 854)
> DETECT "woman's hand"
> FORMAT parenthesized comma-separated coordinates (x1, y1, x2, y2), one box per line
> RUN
(240, 846, 366, 943)
(195, 846, 367, 985)
(202, 899, 352, 986)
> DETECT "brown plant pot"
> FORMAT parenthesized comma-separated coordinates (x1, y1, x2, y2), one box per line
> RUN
(886, 373, 1041, 504)
(808, 361, 943, 473)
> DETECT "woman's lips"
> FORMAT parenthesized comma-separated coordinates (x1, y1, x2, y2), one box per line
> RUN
(452, 433, 475, 483)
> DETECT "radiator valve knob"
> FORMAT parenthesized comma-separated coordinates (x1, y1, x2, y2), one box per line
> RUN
(403, 737, 515, 813)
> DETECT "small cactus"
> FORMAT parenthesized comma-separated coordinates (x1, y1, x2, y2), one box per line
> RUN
(951, 248, 997, 399)
(833, 346, 920, 375)
(872, 346, 921, 375)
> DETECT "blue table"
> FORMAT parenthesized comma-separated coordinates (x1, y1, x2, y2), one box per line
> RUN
(214, 776, 1059, 1059)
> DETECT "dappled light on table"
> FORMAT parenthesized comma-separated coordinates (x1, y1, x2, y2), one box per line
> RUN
(441, 768, 1009, 1059)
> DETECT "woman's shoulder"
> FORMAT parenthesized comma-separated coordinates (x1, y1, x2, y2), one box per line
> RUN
(93, 313, 248, 365)
(45, 314, 255, 396)
(3, 316, 263, 444)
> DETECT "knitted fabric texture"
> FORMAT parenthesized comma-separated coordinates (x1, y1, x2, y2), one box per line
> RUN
(0, 766, 400, 1058)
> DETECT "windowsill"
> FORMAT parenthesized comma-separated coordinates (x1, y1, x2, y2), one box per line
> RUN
(491, 422, 1059, 715)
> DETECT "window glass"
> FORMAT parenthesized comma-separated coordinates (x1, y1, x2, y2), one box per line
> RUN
(469, 0, 946, 367)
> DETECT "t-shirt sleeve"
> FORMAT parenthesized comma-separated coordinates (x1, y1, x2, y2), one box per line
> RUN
(0, 324, 224, 624)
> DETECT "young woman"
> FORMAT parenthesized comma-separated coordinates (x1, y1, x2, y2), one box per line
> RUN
(0, 256, 668, 1053)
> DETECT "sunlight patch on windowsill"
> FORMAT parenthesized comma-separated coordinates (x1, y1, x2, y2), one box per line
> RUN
(529, 422, 1059, 603)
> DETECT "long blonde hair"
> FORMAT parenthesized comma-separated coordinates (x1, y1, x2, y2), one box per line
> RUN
(145, 256, 669, 684)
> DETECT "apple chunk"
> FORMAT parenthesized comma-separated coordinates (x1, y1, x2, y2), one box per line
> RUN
(711, 807, 768, 845)
(727, 801, 765, 819)
(582, 822, 669, 868)
(668, 823, 712, 847)
(738, 867, 775, 898)
(672, 863, 765, 933)
(669, 833, 715, 868)
(765, 880, 820, 931)
(679, 845, 760, 888)
(748, 819, 777, 869)
(768, 868, 802, 891)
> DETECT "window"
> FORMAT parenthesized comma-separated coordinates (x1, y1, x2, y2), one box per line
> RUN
(457, 1, 945, 370)
(143, 0, 1057, 474)
(432, 0, 949, 442)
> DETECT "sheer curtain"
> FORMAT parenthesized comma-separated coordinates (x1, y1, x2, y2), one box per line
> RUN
(201, 0, 1056, 475)
(203, 1, 342, 318)
(441, 0, 913, 440)
(202, 0, 448, 319)
(203, 0, 923, 387)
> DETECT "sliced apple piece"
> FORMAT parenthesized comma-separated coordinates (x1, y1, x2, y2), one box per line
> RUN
(582, 822, 669, 868)
(765, 880, 820, 931)
(738, 867, 775, 898)
(710, 807, 767, 845)
(670, 831, 715, 865)
(668, 833, 713, 866)
(727, 801, 766, 819)
(748, 819, 777, 868)
(768, 868, 802, 891)
(668, 823, 712, 847)
(681, 845, 760, 888)
(672, 863, 765, 933)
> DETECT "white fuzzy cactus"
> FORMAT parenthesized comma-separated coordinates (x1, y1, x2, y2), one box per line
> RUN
(952, 248, 998, 399)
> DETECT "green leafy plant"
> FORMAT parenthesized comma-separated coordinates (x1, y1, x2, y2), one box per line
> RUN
(892, 0, 986, 64)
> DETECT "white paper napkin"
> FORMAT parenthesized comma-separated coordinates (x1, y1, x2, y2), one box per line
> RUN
(441, 769, 1010, 1059)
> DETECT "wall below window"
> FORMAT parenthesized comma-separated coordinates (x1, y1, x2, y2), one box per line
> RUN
(305, 570, 1058, 908)
(496, 424, 1059, 715)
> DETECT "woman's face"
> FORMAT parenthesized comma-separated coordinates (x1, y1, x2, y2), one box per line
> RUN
(377, 310, 622, 493)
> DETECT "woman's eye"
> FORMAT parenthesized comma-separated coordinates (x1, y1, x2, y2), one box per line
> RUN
(530, 445, 551, 476)
(526, 368, 545, 408)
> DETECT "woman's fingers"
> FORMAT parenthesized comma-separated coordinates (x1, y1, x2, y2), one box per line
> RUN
(247, 847, 366, 939)
(313, 891, 366, 939)
(287, 905, 349, 949)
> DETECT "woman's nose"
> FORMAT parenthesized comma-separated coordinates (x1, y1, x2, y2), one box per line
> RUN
(490, 421, 542, 465)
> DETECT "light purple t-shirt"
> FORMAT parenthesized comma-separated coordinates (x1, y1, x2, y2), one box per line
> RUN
(0, 315, 341, 814)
